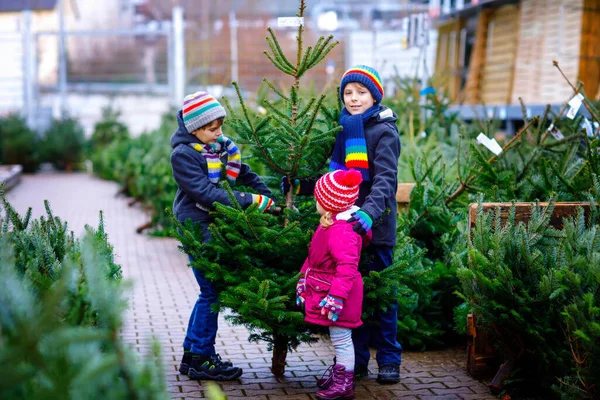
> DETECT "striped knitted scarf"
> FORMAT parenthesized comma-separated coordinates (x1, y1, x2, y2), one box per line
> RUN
(329, 104, 381, 182)
(189, 135, 241, 184)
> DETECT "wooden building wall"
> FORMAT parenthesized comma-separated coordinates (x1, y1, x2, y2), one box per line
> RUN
(578, 0, 600, 100)
(434, 19, 464, 100)
(185, 15, 346, 93)
(479, 5, 520, 105)
(511, 0, 584, 104)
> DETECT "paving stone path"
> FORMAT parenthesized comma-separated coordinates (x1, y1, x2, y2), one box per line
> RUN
(6, 172, 496, 400)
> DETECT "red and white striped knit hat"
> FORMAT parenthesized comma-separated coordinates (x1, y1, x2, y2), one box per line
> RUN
(314, 169, 363, 213)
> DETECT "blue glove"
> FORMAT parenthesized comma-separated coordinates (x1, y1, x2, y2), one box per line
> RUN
(347, 210, 373, 235)
(319, 295, 344, 322)
(281, 177, 317, 196)
(281, 176, 300, 196)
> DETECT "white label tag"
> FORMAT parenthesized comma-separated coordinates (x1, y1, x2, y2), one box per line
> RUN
(582, 117, 594, 137)
(476, 133, 503, 156)
(547, 123, 564, 140)
(568, 93, 584, 107)
(278, 17, 304, 27)
(566, 93, 584, 119)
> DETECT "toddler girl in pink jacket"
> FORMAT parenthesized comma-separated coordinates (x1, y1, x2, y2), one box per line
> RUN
(296, 168, 370, 400)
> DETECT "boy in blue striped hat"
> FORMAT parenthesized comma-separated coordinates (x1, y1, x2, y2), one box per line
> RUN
(171, 91, 275, 381)
(284, 65, 403, 385)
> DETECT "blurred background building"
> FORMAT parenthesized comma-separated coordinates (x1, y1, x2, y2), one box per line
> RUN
(0, 0, 597, 136)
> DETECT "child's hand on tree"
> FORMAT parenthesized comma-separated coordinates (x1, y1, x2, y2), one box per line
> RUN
(296, 278, 306, 306)
(251, 194, 275, 212)
(319, 294, 344, 321)
(347, 210, 373, 235)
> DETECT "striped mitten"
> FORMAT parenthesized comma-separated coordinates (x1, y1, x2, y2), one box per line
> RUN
(251, 194, 274, 212)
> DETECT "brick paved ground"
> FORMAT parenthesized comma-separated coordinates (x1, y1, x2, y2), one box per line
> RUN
(6, 172, 496, 400)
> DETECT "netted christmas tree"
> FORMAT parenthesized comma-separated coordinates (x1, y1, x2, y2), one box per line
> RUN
(170, 0, 404, 375)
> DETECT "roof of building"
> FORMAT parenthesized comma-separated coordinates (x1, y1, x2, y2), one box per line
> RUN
(0, 0, 58, 12)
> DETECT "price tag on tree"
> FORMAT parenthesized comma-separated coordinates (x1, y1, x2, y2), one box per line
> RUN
(278, 17, 304, 27)
(582, 117, 594, 137)
(547, 123, 564, 140)
(476, 133, 503, 156)
(566, 93, 584, 119)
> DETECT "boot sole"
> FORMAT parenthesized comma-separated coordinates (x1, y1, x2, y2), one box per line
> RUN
(179, 363, 190, 375)
(315, 393, 354, 400)
(376, 376, 400, 384)
(188, 367, 243, 381)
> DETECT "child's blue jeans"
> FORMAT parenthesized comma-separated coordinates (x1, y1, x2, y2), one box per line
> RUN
(183, 255, 218, 356)
(352, 245, 403, 367)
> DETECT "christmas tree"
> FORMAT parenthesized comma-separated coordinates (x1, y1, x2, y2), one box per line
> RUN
(171, 0, 404, 375)
(0, 193, 167, 399)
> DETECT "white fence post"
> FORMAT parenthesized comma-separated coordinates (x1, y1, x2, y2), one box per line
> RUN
(229, 11, 238, 84)
(22, 10, 35, 130)
(58, 0, 67, 118)
(173, 6, 185, 105)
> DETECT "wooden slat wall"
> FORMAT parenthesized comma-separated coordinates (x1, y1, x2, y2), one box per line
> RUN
(578, 0, 600, 100)
(511, 0, 584, 104)
(434, 19, 464, 101)
(480, 5, 520, 105)
(463, 10, 493, 104)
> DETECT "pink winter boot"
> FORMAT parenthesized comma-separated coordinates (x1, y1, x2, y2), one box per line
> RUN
(317, 360, 336, 389)
(315, 364, 355, 400)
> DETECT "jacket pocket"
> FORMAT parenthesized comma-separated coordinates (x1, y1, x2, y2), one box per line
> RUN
(306, 274, 331, 293)
(305, 274, 332, 314)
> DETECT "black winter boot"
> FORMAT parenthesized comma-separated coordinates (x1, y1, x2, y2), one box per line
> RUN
(179, 351, 232, 375)
(376, 363, 400, 384)
(188, 354, 242, 381)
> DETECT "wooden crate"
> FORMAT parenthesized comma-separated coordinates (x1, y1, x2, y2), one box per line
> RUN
(468, 201, 591, 231)
(396, 183, 416, 212)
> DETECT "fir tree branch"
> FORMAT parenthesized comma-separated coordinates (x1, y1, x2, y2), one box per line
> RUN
(446, 118, 536, 204)
(228, 83, 286, 175)
(266, 28, 296, 72)
(264, 51, 296, 76)
(229, 82, 254, 132)
(262, 78, 290, 102)
(553, 60, 600, 122)
(296, 45, 313, 78)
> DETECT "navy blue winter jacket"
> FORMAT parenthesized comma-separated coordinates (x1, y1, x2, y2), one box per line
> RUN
(170, 110, 272, 227)
(354, 106, 401, 247)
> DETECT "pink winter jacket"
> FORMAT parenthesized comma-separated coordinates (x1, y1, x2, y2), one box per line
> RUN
(300, 218, 370, 329)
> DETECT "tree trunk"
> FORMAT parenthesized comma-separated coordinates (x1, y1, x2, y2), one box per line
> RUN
(136, 220, 153, 234)
(271, 333, 288, 376)
(488, 353, 519, 394)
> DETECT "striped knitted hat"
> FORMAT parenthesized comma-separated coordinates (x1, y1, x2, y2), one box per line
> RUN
(315, 169, 363, 213)
(182, 91, 227, 133)
(339, 65, 384, 103)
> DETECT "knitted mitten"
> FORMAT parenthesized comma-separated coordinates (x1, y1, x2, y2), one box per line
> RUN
(319, 295, 344, 322)
(347, 210, 373, 235)
(296, 278, 306, 306)
(251, 194, 274, 212)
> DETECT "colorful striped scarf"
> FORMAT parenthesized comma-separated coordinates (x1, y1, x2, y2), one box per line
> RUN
(189, 135, 241, 184)
(329, 104, 382, 182)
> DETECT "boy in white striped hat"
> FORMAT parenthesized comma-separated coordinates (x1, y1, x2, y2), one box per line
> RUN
(170, 91, 275, 380)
